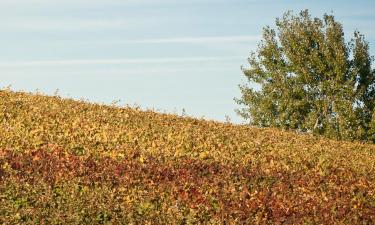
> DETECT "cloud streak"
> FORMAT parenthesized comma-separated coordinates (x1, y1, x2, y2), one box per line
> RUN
(0, 0, 256, 6)
(0, 56, 243, 68)
(105, 35, 261, 45)
(0, 0, 138, 6)
(1, 18, 130, 31)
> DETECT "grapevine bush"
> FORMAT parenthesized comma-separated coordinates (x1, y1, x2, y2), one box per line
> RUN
(0, 89, 375, 224)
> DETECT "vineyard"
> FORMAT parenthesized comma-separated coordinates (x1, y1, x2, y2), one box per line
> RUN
(0, 89, 375, 224)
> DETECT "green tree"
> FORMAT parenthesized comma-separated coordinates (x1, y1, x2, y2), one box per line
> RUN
(236, 10, 375, 142)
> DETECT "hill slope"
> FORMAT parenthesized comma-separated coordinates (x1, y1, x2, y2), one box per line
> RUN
(0, 90, 374, 224)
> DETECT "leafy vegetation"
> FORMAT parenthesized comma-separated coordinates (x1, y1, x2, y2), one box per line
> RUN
(1, 89, 375, 224)
(236, 10, 375, 142)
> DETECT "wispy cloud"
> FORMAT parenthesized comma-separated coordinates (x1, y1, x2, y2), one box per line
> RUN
(0, 0, 136, 5)
(103, 35, 261, 45)
(0, 0, 247, 6)
(1, 18, 130, 31)
(0, 56, 243, 68)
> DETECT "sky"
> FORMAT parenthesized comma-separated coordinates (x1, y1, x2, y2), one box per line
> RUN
(0, 0, 374, 123)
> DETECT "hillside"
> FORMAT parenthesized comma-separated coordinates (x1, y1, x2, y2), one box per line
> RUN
(0, 89, 374, 224)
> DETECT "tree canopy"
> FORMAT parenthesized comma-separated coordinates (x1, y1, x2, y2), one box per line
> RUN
(236, 10, 375, 142)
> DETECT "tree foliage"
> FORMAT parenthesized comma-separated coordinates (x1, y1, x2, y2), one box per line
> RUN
(236, 10, 375, 142)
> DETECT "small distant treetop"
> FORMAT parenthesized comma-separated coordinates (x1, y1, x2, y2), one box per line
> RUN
(236, 10, 375, 142)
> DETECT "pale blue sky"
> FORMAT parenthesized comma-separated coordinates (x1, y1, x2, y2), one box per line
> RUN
(1, 0, 374, 123)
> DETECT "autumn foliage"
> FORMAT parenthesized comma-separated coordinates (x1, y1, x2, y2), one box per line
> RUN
(1, 90, 375, 224)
